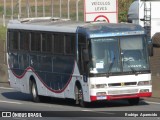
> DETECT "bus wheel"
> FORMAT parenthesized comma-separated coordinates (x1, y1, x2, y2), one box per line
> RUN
(128, 98, 140, 105)
(75, 85, 87, 107)
(31, 81, 40, 102)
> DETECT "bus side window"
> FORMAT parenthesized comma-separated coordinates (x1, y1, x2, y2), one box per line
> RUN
(65, 35, 76, 55)
(53, 34, 64, 54)
(9, 30, 19, 50)
(10, 53, 19, 69)
(31, 32, 41, 52)
(20, 31, 30, 51)
(40, 56, 52, 72)
(42, 33, 52, 53)
(30, 55, 39, 70)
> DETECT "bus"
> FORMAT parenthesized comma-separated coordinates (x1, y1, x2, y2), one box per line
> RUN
(7, 18, 152, 107)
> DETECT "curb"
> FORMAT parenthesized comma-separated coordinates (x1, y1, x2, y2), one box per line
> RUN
(0, 82, 10, 87)
(142, 97, 160, 103)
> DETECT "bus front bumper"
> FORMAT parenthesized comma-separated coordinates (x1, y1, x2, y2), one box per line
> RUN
(90, 92, 152, 101)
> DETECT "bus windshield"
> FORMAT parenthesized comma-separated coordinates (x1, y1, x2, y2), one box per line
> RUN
(89, 36, 149, 74)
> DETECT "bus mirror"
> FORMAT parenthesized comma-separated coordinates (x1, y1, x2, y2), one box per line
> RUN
(148, 43, 153, 56)
(83, 49, 89, 62)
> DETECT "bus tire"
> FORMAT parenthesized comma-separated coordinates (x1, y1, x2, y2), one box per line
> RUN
(128, 98, 140, 105)
(31, 81, 40, 102)
(75, 84, 88, 107)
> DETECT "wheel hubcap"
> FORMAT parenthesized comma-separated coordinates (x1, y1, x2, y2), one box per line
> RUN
(32, 84, 36, 98)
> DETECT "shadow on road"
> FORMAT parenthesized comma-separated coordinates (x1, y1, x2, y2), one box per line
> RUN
(2, 91, 32, 101)
(1, 91, 150, 108)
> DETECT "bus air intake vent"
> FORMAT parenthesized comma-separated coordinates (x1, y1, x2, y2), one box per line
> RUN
(108, 89, 138, 95)
(108, 82, 137, 87)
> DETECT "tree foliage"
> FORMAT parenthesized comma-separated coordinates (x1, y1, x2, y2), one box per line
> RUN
(118, 0, 134, 22)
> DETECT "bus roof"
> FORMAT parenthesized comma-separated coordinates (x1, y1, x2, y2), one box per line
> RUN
(80, 23, 145, 38)
(7, 17, 145, 37)
(7, 17, 83, 33)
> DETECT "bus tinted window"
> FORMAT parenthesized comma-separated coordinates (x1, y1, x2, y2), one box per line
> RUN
(19, 54, 29, 69)
(9, 31, 19, 50)
(65, 35, 75, 54)
(39, 56, 52, 72)
(9, 52, 19, 69)
(31, 32, 41, 52)
(20, 31, 30, 51)
(54, 34, 64, 54)
(78, 34, 86, 44)
(42, 33, 52, 52)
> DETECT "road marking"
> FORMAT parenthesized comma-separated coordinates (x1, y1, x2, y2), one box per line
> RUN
(13, 118, 27, 120)
(0, 87, 13, 90)
(145, 101, 160, 105)
(82, 109, 93, 111)
(0, 100, 22, 105)
(92, 111, 115, 115)
(82, 110, 114, 115)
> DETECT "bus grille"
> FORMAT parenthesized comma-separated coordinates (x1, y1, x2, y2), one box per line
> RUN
(108, 89, 138, 95)
(108, 82, 137, 87)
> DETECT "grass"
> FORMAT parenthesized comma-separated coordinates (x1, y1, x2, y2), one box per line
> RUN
(0, 26, 6, 41)
(118, 0, 134, 22)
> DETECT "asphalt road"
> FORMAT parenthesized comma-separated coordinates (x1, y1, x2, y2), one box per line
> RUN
(0, 86, 160, 120)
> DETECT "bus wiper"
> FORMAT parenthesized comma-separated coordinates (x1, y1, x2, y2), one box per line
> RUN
(106, 57, 116, 77)
(124, 61, 138, 76)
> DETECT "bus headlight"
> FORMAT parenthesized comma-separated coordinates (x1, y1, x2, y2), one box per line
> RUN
(91, 84, 107, 89)
(138, 81, 150, 86)
(140, 89, 149, 93)
(91, 84, 95, 89)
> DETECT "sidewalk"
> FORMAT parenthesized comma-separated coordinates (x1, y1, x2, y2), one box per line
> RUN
(142, 97, 160, 103)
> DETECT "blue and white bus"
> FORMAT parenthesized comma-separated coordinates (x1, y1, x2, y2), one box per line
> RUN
(7, 18, 152, 107)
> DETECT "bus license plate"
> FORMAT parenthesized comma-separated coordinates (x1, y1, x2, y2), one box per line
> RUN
(97, 96, 106, 100)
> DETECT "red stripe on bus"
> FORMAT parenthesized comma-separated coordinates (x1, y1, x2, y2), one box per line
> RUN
(90, 92, 152, 101)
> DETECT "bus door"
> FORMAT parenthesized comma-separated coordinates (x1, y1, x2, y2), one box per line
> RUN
(78, 34, 88, 82)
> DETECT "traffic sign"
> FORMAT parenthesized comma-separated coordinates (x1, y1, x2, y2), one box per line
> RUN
(84, 0, 118, 23)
